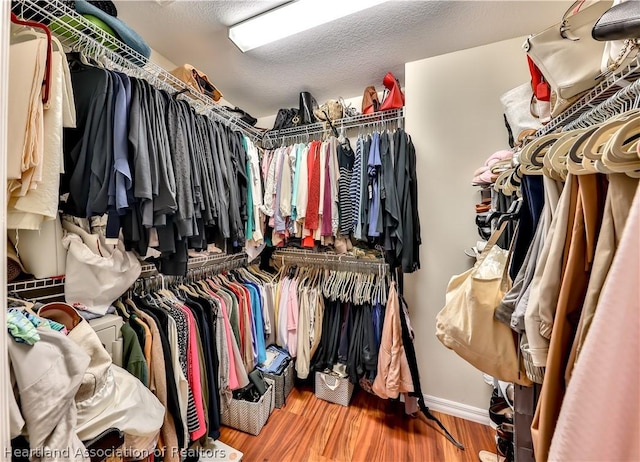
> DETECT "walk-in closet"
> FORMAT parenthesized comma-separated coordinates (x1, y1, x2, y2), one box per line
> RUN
(1, 1, 638, 461)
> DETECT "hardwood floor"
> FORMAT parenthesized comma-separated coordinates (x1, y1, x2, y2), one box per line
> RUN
(219, 384, 496, 462)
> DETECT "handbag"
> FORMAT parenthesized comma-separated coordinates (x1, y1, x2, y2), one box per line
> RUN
(9, 216, 67, 279)
(299, 91, 318, 125)
(524, 0, 613, 100)
(593, 1, 640, 77)
(248, 369, 268, 396)
(436, 222, 531, 385)
(314, 99, 343, 122)
(500, 83, 543, 139)
(379, 72, 405, 111)
(272, 108, 300, 130)
(170, 64, 223, 101)
(362, 86, 379, 114)
(593, 0, 640, 40)
(61, 219, 141, 315)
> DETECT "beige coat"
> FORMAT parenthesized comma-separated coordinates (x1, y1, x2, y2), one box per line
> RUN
(548, 182, 640, 461)
(531, 174, 608, 462)
(372, 282, 414, 399)
(524, 175, 576, 368)
(567, 174, 638, 376)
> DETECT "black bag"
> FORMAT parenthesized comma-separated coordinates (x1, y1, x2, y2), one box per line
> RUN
(248, 369, 268, 396)
(225, 106, 258, 126)
(299, 91, 319, 125)
(272, 108, 300, 130)
(232, 383, 261, 402)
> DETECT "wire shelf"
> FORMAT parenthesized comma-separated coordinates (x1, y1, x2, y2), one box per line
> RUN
(12, 0, 264, 142)
(272, 248, 389, 274)
(8, 276, 65, 293)
(140, 253, 248, 277)
(262, 108, 405, 148)
(533, 55, 640, 137)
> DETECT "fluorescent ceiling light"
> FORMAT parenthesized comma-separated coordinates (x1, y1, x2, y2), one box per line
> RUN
(229, 0, 386, 52)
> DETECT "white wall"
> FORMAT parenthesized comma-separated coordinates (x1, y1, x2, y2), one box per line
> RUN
(149, 48, 177, 71)
(404, 36, 530, 410)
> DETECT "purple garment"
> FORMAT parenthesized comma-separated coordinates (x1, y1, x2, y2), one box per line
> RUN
(274, 149, 286, 233)
(322, 143, 333, 236)
(367, 132, 381, 237)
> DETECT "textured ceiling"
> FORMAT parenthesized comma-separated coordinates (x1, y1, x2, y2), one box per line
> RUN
(114, 0, 572, 118)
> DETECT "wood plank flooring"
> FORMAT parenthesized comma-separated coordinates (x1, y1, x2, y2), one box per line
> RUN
(220, 384, 495, 462)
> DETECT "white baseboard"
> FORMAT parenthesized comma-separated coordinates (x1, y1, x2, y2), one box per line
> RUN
(423, 394, 490, 426)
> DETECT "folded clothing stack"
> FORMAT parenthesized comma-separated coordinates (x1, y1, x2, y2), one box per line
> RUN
(256, 344, 291, 376)
(472, 150, 514, 186)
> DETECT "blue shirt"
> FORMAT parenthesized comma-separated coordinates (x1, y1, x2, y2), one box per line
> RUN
(368, 132, 382, 237)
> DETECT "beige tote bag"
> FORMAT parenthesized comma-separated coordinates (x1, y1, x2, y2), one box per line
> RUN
(436, 223, 531, 385)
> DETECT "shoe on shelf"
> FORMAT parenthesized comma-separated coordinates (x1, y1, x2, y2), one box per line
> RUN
(489, 401, 513, 429)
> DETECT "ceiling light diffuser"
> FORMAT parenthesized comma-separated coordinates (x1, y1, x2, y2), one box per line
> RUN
(229, 0, 386, 52)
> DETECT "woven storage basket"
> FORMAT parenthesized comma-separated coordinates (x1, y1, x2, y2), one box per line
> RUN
(315, 371, 354, 406)
(221, 378, 275, 435)
(521, 342, 545, 384)
(263, 361, 295, 408)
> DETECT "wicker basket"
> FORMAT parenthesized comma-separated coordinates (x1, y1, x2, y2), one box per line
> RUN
(263, 361, 295, 408)
(521, 342, 545, 384)
(315, 371, 354, 406)
(221, 378, 275, 435)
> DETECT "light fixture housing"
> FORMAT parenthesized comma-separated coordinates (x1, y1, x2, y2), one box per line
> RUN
(229, 0, 386, 53)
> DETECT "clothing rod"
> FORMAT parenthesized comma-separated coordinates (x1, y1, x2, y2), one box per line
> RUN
(140, 253, 248, 279)
(563, 76, 640, 131)
(13, 0, 263, 142)
(262, 108, 405, 147)
(273, 250, 389, 274)
(533, 54, 640, 138)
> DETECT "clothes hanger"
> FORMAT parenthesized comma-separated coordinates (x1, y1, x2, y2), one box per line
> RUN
(602, 113, 640, 176)
(567, 126, 599, 175)
(546, 130, 585, 180)
(10, 12, 52, 104)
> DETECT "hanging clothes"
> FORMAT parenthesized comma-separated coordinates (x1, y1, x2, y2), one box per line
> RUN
(261, 129, 421, 272)
(59, 57, 261, 275)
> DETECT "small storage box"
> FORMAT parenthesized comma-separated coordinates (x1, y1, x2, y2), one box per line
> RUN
(221, 378, 275, 435)
(263, 361, 295, 408)
(315, 371, 354, 406)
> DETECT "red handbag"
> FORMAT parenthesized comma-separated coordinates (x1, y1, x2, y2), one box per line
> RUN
(379, 72, 404, 111)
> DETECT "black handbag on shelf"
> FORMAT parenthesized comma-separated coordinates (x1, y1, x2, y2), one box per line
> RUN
(298, 91, 319, 125)
(272, 108, 300, 130)
(593, 1, 640, 41)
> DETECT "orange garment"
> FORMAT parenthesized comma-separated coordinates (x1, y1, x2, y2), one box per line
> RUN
(531, 174, 608, 462)
(372, 282, 414, 399)
(548, 180, 640, 461)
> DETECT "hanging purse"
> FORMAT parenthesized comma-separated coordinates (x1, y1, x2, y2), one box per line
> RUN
(362, 85, 379, 114)
(436, 222, 531, 385)
(524, 0, 613, 100)
(379, 72, 405, 111)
